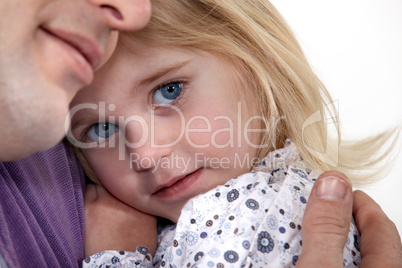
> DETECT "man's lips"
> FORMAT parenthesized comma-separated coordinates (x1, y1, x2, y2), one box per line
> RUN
(40, 27, 102, 70)
(152, 168, 202, 195)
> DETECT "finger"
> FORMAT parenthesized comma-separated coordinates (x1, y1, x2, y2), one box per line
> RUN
(353, 190, 402, 268)
(296, 171, 353, 268)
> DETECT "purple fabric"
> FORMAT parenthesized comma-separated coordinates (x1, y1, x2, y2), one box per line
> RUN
(0, 139, 85, 267)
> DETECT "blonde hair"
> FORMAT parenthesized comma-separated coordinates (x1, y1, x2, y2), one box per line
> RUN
(79, 0, 399, 185)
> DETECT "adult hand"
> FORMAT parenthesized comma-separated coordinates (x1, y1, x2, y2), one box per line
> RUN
(296, 171, 402, 267)
(84, 184, 158, 258)
(354, 190, 402, 267)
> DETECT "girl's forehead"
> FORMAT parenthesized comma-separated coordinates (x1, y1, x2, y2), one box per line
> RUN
(116, 39, 199, 67)
(116, 38, 170, 63)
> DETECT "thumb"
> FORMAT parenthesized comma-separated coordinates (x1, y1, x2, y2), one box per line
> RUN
(296, 171, 353, 268)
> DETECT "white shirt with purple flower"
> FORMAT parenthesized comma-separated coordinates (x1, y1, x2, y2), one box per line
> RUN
(83, 141, 361, 267)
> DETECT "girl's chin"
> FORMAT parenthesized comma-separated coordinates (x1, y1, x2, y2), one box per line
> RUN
(167, 213, 180, 223)
(160, 209, 181, 223)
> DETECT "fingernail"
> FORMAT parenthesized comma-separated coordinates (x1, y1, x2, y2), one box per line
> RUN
(315, 176, 348, 200)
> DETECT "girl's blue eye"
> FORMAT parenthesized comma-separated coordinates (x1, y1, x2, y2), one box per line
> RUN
(86, 122, 118, 141)
(153, 82, 183, 106)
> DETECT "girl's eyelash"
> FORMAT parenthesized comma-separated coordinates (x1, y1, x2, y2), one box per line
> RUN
(80, 122, 118, 145)
(80, 123, 96, 142)
(151, 79, 188, 109)
(80, 122, 105, 142)
(77, 80, 189, 142)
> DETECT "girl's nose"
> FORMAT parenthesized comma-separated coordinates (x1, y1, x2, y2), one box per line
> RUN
(124, 117, 175, 172)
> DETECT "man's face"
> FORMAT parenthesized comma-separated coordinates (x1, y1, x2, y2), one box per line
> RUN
(0, 0, 151, 160)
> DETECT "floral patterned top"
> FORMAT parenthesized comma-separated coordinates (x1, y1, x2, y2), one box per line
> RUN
(83, 141, 361, 267)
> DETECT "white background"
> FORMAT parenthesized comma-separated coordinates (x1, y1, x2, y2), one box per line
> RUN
(270, 0, 402, 233)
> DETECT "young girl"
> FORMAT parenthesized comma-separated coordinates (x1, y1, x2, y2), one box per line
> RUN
(68, 0, 395, 266)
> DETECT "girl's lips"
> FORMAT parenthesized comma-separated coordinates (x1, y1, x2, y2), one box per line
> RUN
(153, 168, 203, 199)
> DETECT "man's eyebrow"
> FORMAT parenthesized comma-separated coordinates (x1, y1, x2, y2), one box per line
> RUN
(138, 60, 192, 87)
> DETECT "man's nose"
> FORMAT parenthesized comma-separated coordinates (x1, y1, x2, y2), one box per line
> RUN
(89, 0, 151, 31)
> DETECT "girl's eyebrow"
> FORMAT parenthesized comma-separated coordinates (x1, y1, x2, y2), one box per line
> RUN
(70, 109, 99, 133)
(138, 59, 192, 87)
(70, 60, 193, 131)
